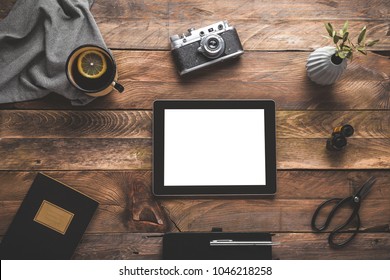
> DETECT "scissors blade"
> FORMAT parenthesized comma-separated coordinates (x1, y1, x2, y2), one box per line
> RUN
(355, 176, 376, 199)
(363, 224, 390, 232)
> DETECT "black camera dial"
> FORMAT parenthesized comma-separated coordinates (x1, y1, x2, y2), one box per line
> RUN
(198, 34, 225, 59)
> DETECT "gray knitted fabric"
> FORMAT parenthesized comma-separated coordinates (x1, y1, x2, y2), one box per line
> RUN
(0, 0, 107, 105)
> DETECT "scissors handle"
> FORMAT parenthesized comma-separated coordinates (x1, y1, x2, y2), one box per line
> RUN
(328, 214, 361, 248)
(311, 198, 343, 231)
(312, 196, 361, 231)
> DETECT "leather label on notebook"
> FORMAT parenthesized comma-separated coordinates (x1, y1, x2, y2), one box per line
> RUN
(33, 200, 74, 235)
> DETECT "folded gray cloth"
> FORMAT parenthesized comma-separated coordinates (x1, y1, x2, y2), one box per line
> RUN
(0, 0, 107, 105)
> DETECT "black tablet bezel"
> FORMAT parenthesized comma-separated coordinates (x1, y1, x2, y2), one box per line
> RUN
(153, 100, 276, 196)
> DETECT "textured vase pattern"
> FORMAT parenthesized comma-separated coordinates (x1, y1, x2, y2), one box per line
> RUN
(306, 46, 347, 85)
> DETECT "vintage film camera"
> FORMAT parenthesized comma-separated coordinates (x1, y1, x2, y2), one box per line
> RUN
(170, 21, 244, 75)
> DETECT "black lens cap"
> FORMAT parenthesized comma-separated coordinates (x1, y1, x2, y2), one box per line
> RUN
(332, 133, 347, 149)
(341, 124, 354, 137)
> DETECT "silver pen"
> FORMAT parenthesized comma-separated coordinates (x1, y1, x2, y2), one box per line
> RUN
(210, 239, 280, 246)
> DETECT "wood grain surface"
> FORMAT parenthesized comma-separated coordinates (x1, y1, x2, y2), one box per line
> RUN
(1, 137, 390, 170)
(71, 232, 390, 260)
(2, 110, 390, 139)
(0, 171, 389, 235)
(1, 51, 388, 110)
(90, 0, 390, 50)
(0, 0, 389, 260)
(2, 110, 390, 171)
(1, 0, 389, 50)
(1, 171, 389, 201)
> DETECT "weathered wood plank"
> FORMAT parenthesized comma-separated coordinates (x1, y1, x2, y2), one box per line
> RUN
(0, 51, 388, 110)
(96, 19, 390, 50)
(1, 137, 390, 170)
(113, 50, 390, 83)
(74, 233, 163, 260)
(92, 0, 390, 20)
(276, 138, 390, 169)
(72, 232, 390, 260)
(0, 110, 152, 138)
(1, 231, 387, 259)
(273, 232, 390, 260)
(4, 0, 388, 22)
(0, 138, 152, 170)
(277, 111, 390, 139)
(1, 110, 390, 139)
(159, 199, 390, 232)
(1, 0, 389, 50)
(1, 171, 389, 201)
(278, 138, 390, 169)
(0, 171, 132, 204)
(91, 0, 390, 50)
(1, 199, 389, 234)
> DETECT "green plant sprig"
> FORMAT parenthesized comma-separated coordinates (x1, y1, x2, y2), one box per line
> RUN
(324, 21, 379, 60)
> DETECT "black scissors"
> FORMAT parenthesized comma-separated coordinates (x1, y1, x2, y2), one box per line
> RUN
(311, 176, 376, 248)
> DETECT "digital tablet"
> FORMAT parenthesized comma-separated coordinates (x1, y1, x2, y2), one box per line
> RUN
(153, 100, 276, 196)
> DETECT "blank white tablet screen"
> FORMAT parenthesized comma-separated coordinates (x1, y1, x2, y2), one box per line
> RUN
(164, 109, 266, 186)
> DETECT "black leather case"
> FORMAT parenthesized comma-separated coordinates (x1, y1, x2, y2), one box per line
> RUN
(163, 232, 273, 260)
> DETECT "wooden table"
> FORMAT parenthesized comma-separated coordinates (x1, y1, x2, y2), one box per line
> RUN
(1, 0, 389, 259)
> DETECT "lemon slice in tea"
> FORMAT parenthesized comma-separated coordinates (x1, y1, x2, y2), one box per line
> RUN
(77, 50, 107, 79)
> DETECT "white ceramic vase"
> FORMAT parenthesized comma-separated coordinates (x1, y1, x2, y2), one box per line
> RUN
(306, 46, 347, 86)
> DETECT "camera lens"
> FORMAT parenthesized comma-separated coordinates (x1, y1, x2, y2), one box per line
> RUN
(199, 34, 225, 59)
(207, 38, 219, 49)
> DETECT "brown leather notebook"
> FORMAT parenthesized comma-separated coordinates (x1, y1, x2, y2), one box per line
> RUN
(0, 173, 99, 259)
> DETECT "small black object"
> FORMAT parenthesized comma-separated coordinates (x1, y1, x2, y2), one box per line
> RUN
(327, 133, 347, 150)
(326, 124, 354, 151)
(113, 82, 125, 93)
(332, 124, 354, 137)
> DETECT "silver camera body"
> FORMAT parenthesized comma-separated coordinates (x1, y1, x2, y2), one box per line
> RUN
(170, 21, 244, 75)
